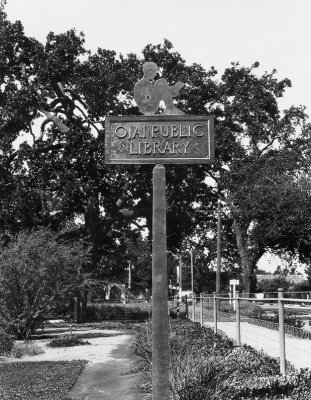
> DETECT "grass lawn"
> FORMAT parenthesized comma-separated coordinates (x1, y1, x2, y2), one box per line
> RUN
(0, 360, 87, 400)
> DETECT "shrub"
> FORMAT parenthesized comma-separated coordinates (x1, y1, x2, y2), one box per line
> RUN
(47, 334, 90, 347)
(0, 329, 14, 356)
(239, 301, 265, 318)
(10, 341, 44, 358)
(86, 303, 149, 322)
(133, 319, 311, 400)
(258, 311, 305, 329)
(0, 228, 89, 340)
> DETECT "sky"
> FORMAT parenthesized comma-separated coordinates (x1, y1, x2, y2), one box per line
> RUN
(5, 0, 311, 117)
(4, 0, 311, 274)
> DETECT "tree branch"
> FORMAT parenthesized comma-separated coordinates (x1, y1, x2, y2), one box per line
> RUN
(258, 136, 280, 156)
(39, 110, 70, 134)
(3, 143, 65, 167)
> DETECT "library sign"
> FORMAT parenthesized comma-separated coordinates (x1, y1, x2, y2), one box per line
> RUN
(105, 114, 214, 164)
(105, 61, 215, 399)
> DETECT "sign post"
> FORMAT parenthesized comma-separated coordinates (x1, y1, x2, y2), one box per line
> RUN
(105, 62, 214, 399)
(229, 279, 239, 310)
(152, 164, 169, 399)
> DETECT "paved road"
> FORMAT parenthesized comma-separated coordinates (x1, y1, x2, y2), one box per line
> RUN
(204, 321, 311, 370)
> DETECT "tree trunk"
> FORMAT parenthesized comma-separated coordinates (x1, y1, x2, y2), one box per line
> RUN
(232, 218, 263, 296)
(232, 218, 251, 296)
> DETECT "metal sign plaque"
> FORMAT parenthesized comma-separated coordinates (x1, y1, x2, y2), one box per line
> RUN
(105, 115, 214, 164)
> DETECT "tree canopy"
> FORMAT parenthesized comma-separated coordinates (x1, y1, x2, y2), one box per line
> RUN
(1, 5, 311, 294)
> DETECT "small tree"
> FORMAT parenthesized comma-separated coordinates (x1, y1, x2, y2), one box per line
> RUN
(0, 228, 89, 339)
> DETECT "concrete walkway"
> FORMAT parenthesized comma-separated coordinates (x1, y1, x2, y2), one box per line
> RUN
(8, 327, 145, 400)
(204, 321, 311, 370)
(64, 333, 145, 400)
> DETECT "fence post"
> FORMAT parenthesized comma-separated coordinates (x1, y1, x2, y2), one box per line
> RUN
(278, 288, 286, 375)
(192, 295, 196, 322)
(213, 292, 218, 334)
(200, 293, 203, 326)
(185, 295, 188, 319)
(73, 296, 81, 323)
(176, 291, 180, 319)
(236, 290, 241, 346)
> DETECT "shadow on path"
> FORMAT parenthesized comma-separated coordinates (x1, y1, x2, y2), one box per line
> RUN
(64, 335, 146, 400)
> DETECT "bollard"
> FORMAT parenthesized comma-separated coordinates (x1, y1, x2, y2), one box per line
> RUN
(213, 292, 218, 334)
(200, 293, 204, 326)
(278, 288, 286, 375)
(235, 290, 241, 346)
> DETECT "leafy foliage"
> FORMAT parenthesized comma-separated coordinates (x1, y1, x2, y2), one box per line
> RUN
(0, 360, 87, 400)
(86, 302, 150, 322)
(47, 334, 90, 347)
(10, 341, 44, 358)
(1, 5, 311, 294)
(0, 328, 14, 356)
(134, 320, 311, 399)
(0, 228, 89, 339)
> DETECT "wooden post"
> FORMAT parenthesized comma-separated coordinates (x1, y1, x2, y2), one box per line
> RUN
(200, 293, 204, 326)
(278, 288, 286, 375)
(73, 296, 81, 323)
(235, 290, 241, 346)
(216, 199, 221, 297)
(185, 295, 188, 319)
(152, 165, 169, 400)
(213, 292, 218, 334)
(191, 249, 194, 321)
(176, 265, 180, 319)
(128, 261, 131, 290)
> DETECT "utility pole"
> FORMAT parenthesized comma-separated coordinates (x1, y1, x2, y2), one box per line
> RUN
(128, 261, 131, 290)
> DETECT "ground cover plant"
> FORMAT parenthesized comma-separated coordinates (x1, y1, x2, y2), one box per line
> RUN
(47, 334, 90, 347)
(134, 320, 311, 399)
(10, 341, 45, 358)
(0, 360, 87, 400)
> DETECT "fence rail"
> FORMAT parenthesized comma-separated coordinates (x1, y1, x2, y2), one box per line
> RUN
(182, 289, 311, 374)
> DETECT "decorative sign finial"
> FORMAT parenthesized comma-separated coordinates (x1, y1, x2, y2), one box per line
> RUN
(134, 62, 184, 116)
